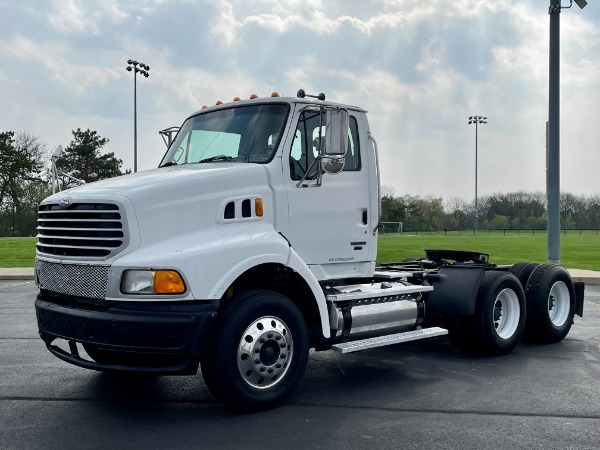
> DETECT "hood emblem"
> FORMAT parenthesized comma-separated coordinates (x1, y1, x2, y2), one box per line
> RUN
(59, 197, 72, 208)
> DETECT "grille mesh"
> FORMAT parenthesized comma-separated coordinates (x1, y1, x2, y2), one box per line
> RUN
(36, 202, 125, 259)
(36, 260, 109, 300)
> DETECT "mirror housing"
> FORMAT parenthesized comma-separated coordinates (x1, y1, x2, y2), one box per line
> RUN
(325, 108, 349, 156)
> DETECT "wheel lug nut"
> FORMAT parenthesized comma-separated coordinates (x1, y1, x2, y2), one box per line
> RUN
(280, 354, 286, 359)
(280, 342, 286, 348)
(254, 348, 260, 353)
(259, 338, 265, 343)
(254, 359, 260, 364)
(276, 364, 282, 369)
(268, 333, 273, 338)
(275, 336, 281, 341)
(268, 368, 274, 374)
(260, 366, 266, 372)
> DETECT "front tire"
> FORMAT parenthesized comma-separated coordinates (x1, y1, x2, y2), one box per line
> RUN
(201, 290, 309, 411)
(524, 264, 575, 343)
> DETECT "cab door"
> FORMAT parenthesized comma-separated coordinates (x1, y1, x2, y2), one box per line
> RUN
(282, 105, 373, 278)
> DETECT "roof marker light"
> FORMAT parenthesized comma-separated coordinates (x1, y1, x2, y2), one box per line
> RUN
(202, 105, 208, 109)
(249, 94, 258, 99)
(233, 97, 241, 101)
(271, 92, 280, 97)
(215, 100, 223, 105)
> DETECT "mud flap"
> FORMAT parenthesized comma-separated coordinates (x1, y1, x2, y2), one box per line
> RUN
(574, 282, 585, 317)
(425, 265, 486, 315)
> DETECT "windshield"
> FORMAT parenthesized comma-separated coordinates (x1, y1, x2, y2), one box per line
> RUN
(160, 104, 290, 166)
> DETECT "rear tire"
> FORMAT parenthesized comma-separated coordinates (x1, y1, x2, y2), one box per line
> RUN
(449, 272, 526, 355)
(524, 264, 575, 343)
(509, 262, 539, 290)
(200, 290, 309, 411)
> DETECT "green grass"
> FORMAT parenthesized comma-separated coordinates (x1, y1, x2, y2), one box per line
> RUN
(1, 234, 599, 271)
(378, 234, 600, 270)
(0, 237, 37, 267)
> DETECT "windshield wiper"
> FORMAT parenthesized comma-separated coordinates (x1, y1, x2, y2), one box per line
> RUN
(197, 155, 236, 164)
(159, 161, 178, 168)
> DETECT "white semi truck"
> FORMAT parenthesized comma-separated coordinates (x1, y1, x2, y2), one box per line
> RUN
(34, 90, 584, 411)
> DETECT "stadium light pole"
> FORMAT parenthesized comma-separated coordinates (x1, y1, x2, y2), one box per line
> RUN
(126, 60, 150, 173)
(468, 115, 487, 235)
(547, 0, 586, 264)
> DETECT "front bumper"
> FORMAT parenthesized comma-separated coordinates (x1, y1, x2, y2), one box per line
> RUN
(35, 294, 218, 375)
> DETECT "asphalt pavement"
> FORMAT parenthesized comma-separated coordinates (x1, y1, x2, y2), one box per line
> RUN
(1, 280, 600, 449)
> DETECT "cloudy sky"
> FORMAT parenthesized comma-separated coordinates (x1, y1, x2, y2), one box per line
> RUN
(1, 0, 598, 200)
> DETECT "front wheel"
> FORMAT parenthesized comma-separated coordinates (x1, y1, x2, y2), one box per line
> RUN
(524, 264, 575, 343)
(201, 290, 309, 411)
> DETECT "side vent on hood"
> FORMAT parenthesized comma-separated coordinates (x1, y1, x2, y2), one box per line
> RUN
(218, 196, 264, 224)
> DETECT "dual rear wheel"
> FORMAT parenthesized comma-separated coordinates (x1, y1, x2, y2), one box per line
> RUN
(449, 264, 576, 354)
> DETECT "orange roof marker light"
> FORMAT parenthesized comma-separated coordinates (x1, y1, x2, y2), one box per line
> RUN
(249, 94, 258, 99)
(201, 105, 208, 109)
(271, 92, 280, 97)
(233, 97, 241, 101)
(215, 100, 223, 105)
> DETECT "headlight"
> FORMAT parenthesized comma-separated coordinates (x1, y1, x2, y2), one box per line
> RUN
(121, 269, 186, 295)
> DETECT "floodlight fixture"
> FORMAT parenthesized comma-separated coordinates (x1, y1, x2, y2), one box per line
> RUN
(574, 0, 587, 9)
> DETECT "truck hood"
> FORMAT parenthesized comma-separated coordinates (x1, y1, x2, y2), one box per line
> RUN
(44, 163, 275, 251)
(55, 163, 259, 200)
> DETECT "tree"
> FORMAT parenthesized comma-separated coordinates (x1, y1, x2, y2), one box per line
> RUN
(56, 129, 125, 189)
(0, 131, 45, 212)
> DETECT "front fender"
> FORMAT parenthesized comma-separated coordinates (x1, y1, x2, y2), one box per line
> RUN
(111, 223, 288, 299)
(110, 223, 330, 338)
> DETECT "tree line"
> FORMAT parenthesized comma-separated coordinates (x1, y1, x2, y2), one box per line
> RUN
(381, 186, 600, 232)
(0, 128, 127, 236)
(1, 132, 599, 236)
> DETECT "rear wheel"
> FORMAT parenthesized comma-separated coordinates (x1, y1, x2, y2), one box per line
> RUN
(509, 262, 539, 290)
(201, 290, 309, 411)
(449, 272, 526, 355)
(524, 264, 575, 343)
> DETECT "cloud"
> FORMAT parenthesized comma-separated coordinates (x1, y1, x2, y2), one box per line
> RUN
(0, 0, 598, 196)
(0, 36, 121, 96)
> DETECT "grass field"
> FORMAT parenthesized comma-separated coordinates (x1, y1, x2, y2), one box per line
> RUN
(1, 234, 599, 270)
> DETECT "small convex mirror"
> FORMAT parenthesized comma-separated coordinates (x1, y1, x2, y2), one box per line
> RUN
(321, 155, 345, 174)
(325, 108, 349, 156)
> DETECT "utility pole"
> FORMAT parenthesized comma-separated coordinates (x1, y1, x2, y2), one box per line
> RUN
(547, 0, 587, 264)
(126, 60, 150, 173)
(468, 116, 487, 235)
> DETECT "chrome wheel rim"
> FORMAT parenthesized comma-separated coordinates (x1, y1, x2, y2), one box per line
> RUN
(493, 288, 520, 339)
(237, 316, 293, 389)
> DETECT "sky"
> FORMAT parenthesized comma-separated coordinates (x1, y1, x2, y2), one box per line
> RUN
(0, 0, 599, 201)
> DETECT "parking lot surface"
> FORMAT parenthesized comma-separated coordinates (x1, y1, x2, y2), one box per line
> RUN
(1, 280, 600, 449)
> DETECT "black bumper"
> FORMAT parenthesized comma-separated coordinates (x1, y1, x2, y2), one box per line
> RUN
(35, 294, 218, 375)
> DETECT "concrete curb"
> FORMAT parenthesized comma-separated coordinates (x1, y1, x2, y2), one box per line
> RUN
(567, 269, 600, 286)
(0, 268, 34, 280)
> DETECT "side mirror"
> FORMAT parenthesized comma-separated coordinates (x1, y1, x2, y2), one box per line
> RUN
(325, 108, 348, 156)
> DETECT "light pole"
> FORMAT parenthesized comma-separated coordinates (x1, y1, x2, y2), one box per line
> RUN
(126, 59, 150, 173)
(468, 115, 487, 235)
(547, 0, 586, 264)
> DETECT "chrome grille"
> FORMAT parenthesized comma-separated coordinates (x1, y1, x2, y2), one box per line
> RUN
(36, 202, 125, 259)
(36, 260, 109, 299)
